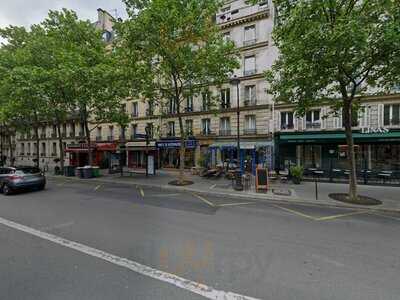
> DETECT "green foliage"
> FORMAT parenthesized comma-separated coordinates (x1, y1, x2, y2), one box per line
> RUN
(290, 165, 304, 180)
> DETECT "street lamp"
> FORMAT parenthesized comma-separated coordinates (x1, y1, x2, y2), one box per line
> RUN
(329, 149, 335, 182)
(230, 75, 243, 191)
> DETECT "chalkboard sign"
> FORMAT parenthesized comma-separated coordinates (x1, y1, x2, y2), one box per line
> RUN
(256, 167, 268, 192)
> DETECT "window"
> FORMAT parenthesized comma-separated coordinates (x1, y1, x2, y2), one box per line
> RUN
(201, 119, 211, 135)
(108, 126, 114, 141)
(186, 96, 193, 112)
(70, 123, 76, 137)
(62, 124, 67, 136)
(244, 85, 256, 105)
(384, 104, 400, 126)
(119, 126, 126, 139)
(168, 121, 175, 137)
(202, 91, 211, 111)
(185, 119, 193, 136)
(244, 115, 256, 134)
(132, 102, 138, 117)
(281, 111, 294, 130)
(306, 110, 321, 129)
(131, 124, 137, 138)
(168, 98, 177, 114)
(52, 125, 57, 137)
(219, 117, 231, 136)
(146, 123, 154, 138)
(147, 101, 154, 116)
(223, 31, 231, 42)
(41, 142, 46, 156)
(21, 143, 25, 155)
(33, 143, 37, 155)
(96, 127, 102, 140)
(52, 142, 57, 156)
(341, 109, 359, 127)
(244, 55, 256, 76)
(244, 25, 256, 46)
(220, 88, 230, 109)
(27, 143, 31, 155)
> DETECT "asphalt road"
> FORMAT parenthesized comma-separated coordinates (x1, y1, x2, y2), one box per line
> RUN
(0, 178, 399, 300)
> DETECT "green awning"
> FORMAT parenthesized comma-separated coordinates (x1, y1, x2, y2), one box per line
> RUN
(279, 131, 400, 144)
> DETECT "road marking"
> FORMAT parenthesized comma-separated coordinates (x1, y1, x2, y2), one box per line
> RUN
(315, 211, 368, 221)
(40, 221, 75, 231)
(139, 188, 145, 198)
(0, 216, 260, 300)
(368, 211, 400, 222)
(193, 193, 216, 207)
(94, 185, 102, 191)
(218, 202, 256, 207)
(152, 193, 181, 198)
(209, 184, 217, 190)
(272, 204, 316, 220)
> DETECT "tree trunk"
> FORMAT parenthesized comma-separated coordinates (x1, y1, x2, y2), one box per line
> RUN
(56, 123, 65, 173)
(343, 101, 358, 201)
(177, 111, 186, 184)
(84, 119, 93, 166)
(35, 126, 40, 168)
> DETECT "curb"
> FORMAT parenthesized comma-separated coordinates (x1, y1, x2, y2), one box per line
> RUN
(47, 175, 400, 214)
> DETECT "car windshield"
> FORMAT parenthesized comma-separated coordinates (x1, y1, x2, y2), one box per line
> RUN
(16, 167, 41, 174)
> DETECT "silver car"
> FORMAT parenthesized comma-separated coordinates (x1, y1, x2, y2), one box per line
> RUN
(0, 167, 46, 195)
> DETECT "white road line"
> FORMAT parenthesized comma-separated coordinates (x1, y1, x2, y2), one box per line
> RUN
(40, 221, 75, 231)
(94, 185, 102, 191)
(151, 194, 181, 198)
(193, 193, 216, 207)
(0, 216, 260, 300)
(218, 202, 256, 207)
(139, 188, 145, 197)
(209, 184, 217, 190)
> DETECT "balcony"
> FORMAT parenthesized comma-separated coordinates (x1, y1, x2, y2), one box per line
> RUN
(244, 98, 257, 107)
(281, 124, 294, 130)
(201, 130, 213, 136)
(185, 107, 193, 113)
(51, 153, 57, 157)
(40, 134, 46, 139)
(305, 122, 321, 129)
(20, 153, 25, 156)
(244, 128, 257, 135)
(243, 39, 257, 46)
(69, 132, 75, 138)
(27, 153, 31, 156)
(244, 69, 257, 76)
(216, 4, 269, 25)
(219, 129, 232, 136)
(40, 153, 46, 157)
(51, 133, 57, 138)
(96, 136, 102, 142)
(220, 103, 231, 110)
(107, 136, 115, 141)
(131, 112, 138, 118)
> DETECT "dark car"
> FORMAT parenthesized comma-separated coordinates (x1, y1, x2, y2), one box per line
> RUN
(0, 167, 46, 195)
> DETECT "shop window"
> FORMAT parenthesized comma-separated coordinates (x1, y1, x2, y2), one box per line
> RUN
(220, 88, 230, 109)
(202, 118, 211, 135)
(305, 110, 321, 129)
(167, 121, 175, 137)
(219, 117, 231, 136)
(244, 115, 256, 135)
(281, 111, 294, 130)
(384, 104, 400, 126)
(185, 119, 193, 136)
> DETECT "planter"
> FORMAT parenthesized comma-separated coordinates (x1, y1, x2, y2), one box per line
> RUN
(292, 177, 301, 184)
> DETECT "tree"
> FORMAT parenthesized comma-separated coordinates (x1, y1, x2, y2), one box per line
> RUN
(116, 0, 239, 184)
(265, 0, 400, 202)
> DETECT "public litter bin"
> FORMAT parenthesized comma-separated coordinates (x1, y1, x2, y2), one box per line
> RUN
(76, 167, 84, 178)
(92, 167, 100, 178)
(64, 166, 76, 177)
(233, 169, 244, 191)
(82, 166, 94, 179)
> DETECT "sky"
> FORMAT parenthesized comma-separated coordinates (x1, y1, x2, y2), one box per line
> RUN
(0, 0, 128, 43)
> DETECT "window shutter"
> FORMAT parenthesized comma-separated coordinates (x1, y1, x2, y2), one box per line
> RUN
(276, 111, 281, 131)
(378, 104, 384, 127)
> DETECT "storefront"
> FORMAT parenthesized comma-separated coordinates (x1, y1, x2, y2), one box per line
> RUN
(65, 142, 117, 168)
(126, 141, 158, 169)
(157, 138, 197, 169)
(208, 140, 274, 174)
(275, 129, 400, 172)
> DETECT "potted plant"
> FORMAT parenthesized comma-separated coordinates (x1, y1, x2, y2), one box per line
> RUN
(290, 165, 304, 184)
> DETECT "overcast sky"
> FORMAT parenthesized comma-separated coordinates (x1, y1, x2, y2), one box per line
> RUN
(1, 0, 127, 43)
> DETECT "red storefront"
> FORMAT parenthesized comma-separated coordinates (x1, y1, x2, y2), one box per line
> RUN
(66, 142, 118, 168)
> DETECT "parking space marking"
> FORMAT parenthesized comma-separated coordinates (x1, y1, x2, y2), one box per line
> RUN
(94, 185, 102, 191)
(315, 211, 368, 221)
(139, 188, 145, 198)
(218, 202, 256, 207)
(152, 193, 181, 198)
(0, 216, 260, 300)
(193, 193, 216, 207)
(367, 211, 400, 222)
(272, 204, 317, 220)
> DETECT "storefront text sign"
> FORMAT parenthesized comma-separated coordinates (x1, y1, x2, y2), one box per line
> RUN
(360, 127, 390, 134)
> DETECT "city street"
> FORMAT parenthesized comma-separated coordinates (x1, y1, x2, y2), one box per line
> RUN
(0, 178, 399, 300)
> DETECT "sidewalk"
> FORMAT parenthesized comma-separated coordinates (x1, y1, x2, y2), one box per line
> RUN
(49, 169, 400, 213)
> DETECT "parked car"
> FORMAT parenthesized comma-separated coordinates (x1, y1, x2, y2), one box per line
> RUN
(0, 167, 46, 195)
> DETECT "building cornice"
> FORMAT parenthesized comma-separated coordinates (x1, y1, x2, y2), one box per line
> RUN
(218, 9, 270, 30)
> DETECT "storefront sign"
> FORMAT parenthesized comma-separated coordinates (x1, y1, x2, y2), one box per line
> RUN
(361, 127, 390, 134)
(156, 139, 197, 149)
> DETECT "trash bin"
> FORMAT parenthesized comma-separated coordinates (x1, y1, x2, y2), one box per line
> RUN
(233, 169, 244, 191)
(92, 167, 100, 178)
(64, 166, 76, 177)
(82, 166, 94, 179)
(75, 167, 84, 178)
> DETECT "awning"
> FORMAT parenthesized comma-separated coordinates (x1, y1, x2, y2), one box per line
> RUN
(126, 141, 157, 151)
(96, 143, 117, 151)
(209, 140, 273, 150)
(278, 130, 400, 144)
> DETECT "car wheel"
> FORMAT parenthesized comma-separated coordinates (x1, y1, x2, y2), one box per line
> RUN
(3, 184, 12, 195)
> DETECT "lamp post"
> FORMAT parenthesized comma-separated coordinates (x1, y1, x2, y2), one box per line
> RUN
(230, 75, 243, 191)
(329, 149, 335, 182)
